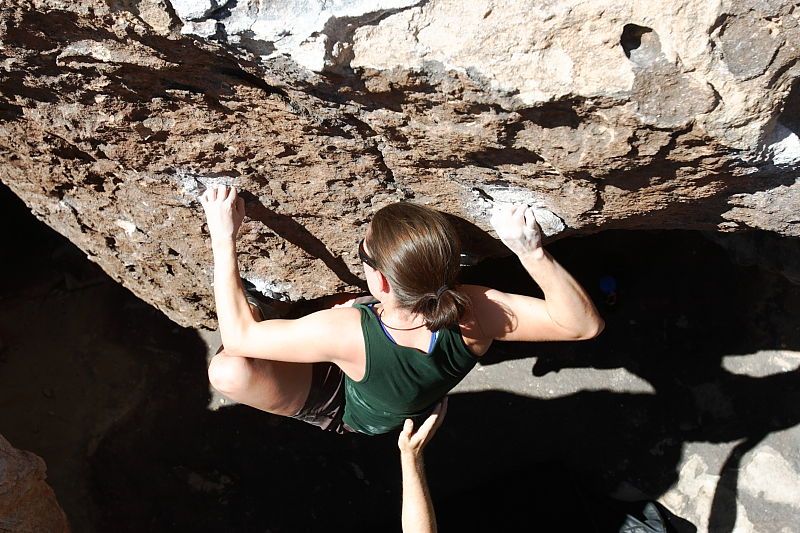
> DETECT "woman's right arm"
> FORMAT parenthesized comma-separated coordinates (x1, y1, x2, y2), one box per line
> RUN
(464, 205, 604, 343)
(225, 308, 363, 364)
(201, 185, 362, 365)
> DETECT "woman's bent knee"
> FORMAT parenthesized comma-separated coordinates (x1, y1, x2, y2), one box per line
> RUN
(207, 352, 311, 416)
(208, 353, 253, 396)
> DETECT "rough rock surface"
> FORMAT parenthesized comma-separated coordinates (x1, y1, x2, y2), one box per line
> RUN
(0, 434, 70, 532)
(1, 0, 799, 327)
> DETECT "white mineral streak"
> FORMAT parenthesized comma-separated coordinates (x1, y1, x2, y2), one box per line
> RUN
(174, 0, 420, 71)
(242, 273, 292, 301)
(115, 219, 138, 236)
(171, 0, 220, 21)
(763, 123, 800, 166)
(58, 40, 175, 69)
(173, 171, 238, 200)
(180, 19, 220, 38)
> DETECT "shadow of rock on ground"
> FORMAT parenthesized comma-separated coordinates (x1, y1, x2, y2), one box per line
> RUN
(84, 230, 800, 532)
(2, 181, 799, 532)
(456, 230, 800, 531)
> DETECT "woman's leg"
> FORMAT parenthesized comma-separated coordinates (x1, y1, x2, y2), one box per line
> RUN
(207, 352, 312, 416)
(207, 302, 312, 416)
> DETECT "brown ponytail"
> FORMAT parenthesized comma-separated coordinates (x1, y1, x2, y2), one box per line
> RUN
(367, 202, 470, 330)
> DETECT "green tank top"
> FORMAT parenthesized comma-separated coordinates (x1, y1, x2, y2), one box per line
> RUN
(343, 303, 478, 435)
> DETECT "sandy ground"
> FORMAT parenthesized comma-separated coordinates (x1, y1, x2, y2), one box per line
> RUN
(2, 183, 799, 532)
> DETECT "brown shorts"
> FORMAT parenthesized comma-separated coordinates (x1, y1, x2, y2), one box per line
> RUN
(290, 361, 355, 434)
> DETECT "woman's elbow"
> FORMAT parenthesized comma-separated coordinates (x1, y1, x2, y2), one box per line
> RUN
(219, 328, 250, 357)
(221, 341, 246, 357)
(589, 318, 606, 338)
(577, 318, 605, 340)
(218, 311, 264, 353)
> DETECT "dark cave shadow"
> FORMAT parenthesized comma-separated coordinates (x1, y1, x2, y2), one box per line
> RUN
(86, 230, 800, 532)
(92, 382, 715, 533)
(88, 372, 740, 533)
(0, 183, 214, 531)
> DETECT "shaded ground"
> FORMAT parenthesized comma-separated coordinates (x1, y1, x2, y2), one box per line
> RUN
(456, 232, 800, 532)
(1, 182, 799, 532)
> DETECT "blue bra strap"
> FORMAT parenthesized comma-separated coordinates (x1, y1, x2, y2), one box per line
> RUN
(427, 330, 439, 353)
(369, 304, 438, 353)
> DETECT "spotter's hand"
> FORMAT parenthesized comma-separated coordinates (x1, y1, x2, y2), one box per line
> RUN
(490, 204, 543, 257)
(398, 398, 447, 459)
(199, 185, 245, 242)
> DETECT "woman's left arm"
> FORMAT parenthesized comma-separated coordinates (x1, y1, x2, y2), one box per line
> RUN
(200, 185, 359, 363)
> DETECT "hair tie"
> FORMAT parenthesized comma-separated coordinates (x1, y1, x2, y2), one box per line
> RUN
(435, 285, 449, 298)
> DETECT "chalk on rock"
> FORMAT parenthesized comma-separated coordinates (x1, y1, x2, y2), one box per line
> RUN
(171, 0, 220, 22)
(173, 171, 238, 202)
(531, 207, 566, 237)
(180, 19, 221, 38)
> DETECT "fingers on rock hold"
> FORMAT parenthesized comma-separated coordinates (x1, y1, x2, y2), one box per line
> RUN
(524, 206, 537, 227)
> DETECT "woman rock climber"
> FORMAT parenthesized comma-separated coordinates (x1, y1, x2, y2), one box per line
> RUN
(200, 185, 604, 435)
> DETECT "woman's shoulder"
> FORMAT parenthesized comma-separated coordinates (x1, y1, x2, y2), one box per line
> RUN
(292, 306, 364, 347)
(312, 305, 364, 324)
(458, 283, 499, 299)
(455, 284, 496, 357)
(298, 306, 366, 370)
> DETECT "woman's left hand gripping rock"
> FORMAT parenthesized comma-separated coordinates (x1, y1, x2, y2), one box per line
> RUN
(200, 185, 246, 243)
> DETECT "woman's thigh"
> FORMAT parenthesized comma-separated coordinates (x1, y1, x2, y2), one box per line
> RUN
(208, 351, 313, 416)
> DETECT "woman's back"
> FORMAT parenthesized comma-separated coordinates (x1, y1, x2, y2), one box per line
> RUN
(342, 303, 478, 435)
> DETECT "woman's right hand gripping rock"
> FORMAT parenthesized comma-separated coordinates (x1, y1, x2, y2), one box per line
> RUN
(490, 204, 544, 259)
(199, 185, 246, 244)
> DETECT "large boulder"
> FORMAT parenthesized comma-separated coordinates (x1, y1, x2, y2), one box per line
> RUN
(0, 0, 798, 327)
(0, 434, 70, 532)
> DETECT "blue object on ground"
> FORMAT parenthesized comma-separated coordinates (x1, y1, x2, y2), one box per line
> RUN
(599, 275, 617, 295)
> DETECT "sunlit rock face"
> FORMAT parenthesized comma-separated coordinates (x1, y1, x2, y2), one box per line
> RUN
(1, 0, 798, 327)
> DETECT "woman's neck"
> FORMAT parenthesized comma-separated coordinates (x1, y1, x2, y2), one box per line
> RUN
(376, 302, 426, 330)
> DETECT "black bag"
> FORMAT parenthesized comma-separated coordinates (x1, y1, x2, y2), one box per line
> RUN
(618, 501, 670, 533)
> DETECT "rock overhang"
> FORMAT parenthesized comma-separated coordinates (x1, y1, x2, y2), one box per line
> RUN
(0, 0, 799, 327)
